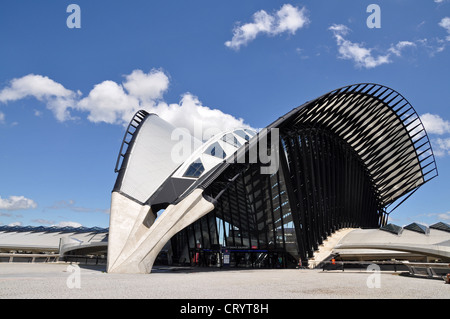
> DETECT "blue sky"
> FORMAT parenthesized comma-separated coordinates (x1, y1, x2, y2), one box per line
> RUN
(0, 0, 449, 228)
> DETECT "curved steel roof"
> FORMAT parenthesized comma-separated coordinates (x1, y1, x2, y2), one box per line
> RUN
(181, 83, 437, 212)
(270, 83, 438, 209)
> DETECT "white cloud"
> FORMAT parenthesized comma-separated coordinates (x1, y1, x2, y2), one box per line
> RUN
(77, 80, 140, 125)
(52, 221, 83, 228)
(274, 4, 309, 34)
(154, 93, 250, 140)
(419, 113, 450, 157)
(433, 137, 450, 157)
(122, 69, 169, 103)
(436, 212, 450, 221)
(8, 221, 22, 227)
(330, 18, 450, 64)
(328, 24, 350, 35)
(420, 113, 450, 135)
(77, 70, 251, 133)
(329, 24, 425, 68)
(425, 211, 450, 221)
(388, 41, 416, 57)
(0, 74, 71, 101)
(417, 38, 447, 56)
(77, 69, 170, 125)
(329, 24, 392, 69)
(0, 74, 79, 121)
(29, 219, 85, 228)
(0, 195, 37, 211)
(415, 17, 450, 55)
(0, 69, 252, 136)
(225, 4, 309, 50)
(439, 17, 450, 41)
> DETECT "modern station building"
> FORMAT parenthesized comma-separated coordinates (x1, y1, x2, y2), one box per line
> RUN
(106, 83, 439, 274)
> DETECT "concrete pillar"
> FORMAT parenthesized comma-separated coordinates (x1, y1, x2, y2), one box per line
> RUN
(107, 192, 149, 272)
(107, 188, 214, 274)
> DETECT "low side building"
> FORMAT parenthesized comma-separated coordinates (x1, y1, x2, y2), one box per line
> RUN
(333, 222, 450, 263)
(0, 225, 108, 263)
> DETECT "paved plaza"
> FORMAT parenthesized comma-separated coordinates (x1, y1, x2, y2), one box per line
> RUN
(0, 263, 448, 299)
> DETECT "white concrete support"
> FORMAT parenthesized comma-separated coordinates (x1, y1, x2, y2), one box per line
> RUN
(107, 188, 214, 274)
(107, 192, 154, 272)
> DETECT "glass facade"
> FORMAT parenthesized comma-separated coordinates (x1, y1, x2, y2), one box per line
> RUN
(169, 126, 384, 269)
(183, 160, 205, 178)
(170, 161, 300, 268)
